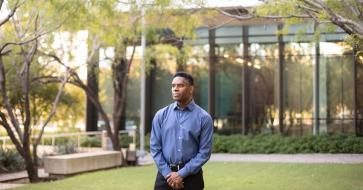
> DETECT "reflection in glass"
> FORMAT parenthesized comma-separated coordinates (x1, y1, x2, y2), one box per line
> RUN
(283, 42, 315, 135)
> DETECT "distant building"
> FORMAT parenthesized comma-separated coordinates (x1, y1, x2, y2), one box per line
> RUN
(125, 7, 363, 136)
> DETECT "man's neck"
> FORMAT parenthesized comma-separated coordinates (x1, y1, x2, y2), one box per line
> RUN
(177, 99, 192, 109)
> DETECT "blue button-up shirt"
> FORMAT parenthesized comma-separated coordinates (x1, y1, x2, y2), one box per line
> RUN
(150, 100, 213, 178)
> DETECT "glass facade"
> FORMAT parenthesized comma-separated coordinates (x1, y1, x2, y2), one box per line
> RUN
(125, 22, 362, 136)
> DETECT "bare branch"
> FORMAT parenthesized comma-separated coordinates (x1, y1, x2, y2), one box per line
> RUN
(21, 14, 39, 148)
(0, 0, 22, 27)
(127, 43, 136, 73)
(34, 71, 69, 147)
(311, 0, 363, 37)
(86, 35, 101, 64)
(0, 24, 61, 55)
(0, 55, 22, 140)
(41, 47, 116, 151)
(0, 111, 25, 157)
(297, 4, 320, 14)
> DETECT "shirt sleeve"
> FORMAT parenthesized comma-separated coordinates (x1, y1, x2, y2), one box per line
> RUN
(150, 110, 172, 178)
(178, 114, 213, 178)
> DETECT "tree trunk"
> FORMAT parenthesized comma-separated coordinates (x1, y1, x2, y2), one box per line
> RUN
(112, 56, 129, 165)
(23, 145, 39, 183)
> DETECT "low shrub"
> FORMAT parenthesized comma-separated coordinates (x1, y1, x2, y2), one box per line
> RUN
(0, 148, 25, 173)
(119, 134, 133, 148)
(55, 140, 78, 155)
(81, 136, 101, 147)
(212, 134, 363, 154)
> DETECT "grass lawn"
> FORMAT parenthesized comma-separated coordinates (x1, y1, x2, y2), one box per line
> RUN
(15, 162, 363, 190)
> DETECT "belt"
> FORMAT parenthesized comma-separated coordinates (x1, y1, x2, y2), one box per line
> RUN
(169, 163, 185, 172)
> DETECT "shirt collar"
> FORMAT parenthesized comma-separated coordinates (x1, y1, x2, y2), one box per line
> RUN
(173, 99, 196, 111)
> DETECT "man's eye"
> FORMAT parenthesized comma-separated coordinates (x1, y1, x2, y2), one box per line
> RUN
(172, 84, 185, 88)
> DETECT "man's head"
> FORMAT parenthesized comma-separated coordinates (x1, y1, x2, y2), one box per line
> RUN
(171, 72, 194, 105)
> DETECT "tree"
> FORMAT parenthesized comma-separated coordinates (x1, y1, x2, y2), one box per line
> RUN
(0, 0, 76, 182)
(40, 0, 203, 155)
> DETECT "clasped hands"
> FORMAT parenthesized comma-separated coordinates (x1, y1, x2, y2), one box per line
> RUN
(166, 172, 184, 189)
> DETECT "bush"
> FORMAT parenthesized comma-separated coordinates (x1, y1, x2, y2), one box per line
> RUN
(212, 134, 363, 154)
(119, 134, 134, 148)
(81, 136, 101, 147)
(55, 140, 78, 155)
(42, 136, 77, 146)
(118, 133, 151, 150)
(0, 148, 25, 173)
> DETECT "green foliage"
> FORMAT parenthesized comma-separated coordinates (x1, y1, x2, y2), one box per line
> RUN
(212, 134, 363, 154)
(251, 0, 363, 53)
(80, 136, 101, 147)
(119, 133, 150, 150)
(119, 134, 134, 148)
(55, 140, 78, 155)
(0, 148, 25, 173)
(42, 137, 78, 154)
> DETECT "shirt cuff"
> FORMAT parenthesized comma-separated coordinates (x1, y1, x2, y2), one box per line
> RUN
(161, 167, 172, 178)
(178, 168, 188, 178)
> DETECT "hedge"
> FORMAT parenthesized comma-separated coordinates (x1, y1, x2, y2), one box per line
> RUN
(212, 134, 363, 154)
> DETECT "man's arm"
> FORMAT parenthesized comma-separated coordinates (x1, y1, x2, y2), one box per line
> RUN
(177, 114, 213, 178)
(150, 110, 172, 178)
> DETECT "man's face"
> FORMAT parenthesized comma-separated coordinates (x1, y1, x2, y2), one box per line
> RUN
(171, 76, 193, 102)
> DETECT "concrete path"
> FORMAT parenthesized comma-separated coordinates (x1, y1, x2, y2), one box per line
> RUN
(138, 153, 363, 165)
(0, 169, 48, 190)
(1, 153, 362, 189)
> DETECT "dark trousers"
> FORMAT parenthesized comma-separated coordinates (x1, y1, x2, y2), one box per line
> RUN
(154, 170, 204, 190)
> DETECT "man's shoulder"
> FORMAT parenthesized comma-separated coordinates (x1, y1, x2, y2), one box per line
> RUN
(194, 104, 212, 120)
(154, 103, 174, 117)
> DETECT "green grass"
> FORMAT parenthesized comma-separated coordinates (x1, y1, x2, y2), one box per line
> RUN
(16, 162, 363, 190)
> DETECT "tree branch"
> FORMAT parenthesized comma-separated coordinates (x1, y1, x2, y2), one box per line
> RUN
(20, 14, 39, 149)
(0, 24, 61, 55)
(0, 112, 25, 157)
(0, 0, 22, 27)
(0, 55, 22, 141)
(312, 0, 363, 37)
(127, 42, 136, 73)
(86, 34, 101, 64)
(34, 71, 69, 147)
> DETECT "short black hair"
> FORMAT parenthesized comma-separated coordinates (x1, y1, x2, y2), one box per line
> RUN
(173, 71, 194, 86)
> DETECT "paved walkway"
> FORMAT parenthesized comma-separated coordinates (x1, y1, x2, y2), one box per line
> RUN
(0, 169, 48, 190)
(1, 153, 363, 189)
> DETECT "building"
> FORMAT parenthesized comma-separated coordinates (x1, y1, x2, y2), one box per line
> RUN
(124, 8, 363, 137)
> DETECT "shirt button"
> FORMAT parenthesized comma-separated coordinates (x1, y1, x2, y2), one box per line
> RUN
(178, 136, 182, 139)
(177, 149, 181, 152)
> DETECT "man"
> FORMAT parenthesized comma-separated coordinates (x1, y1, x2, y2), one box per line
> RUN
(150, 72, 213, 190)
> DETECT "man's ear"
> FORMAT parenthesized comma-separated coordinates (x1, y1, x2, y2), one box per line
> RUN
(190, 85, 194, 94)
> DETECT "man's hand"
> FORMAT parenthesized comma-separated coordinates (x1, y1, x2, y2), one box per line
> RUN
(166, 172, 184, 189)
